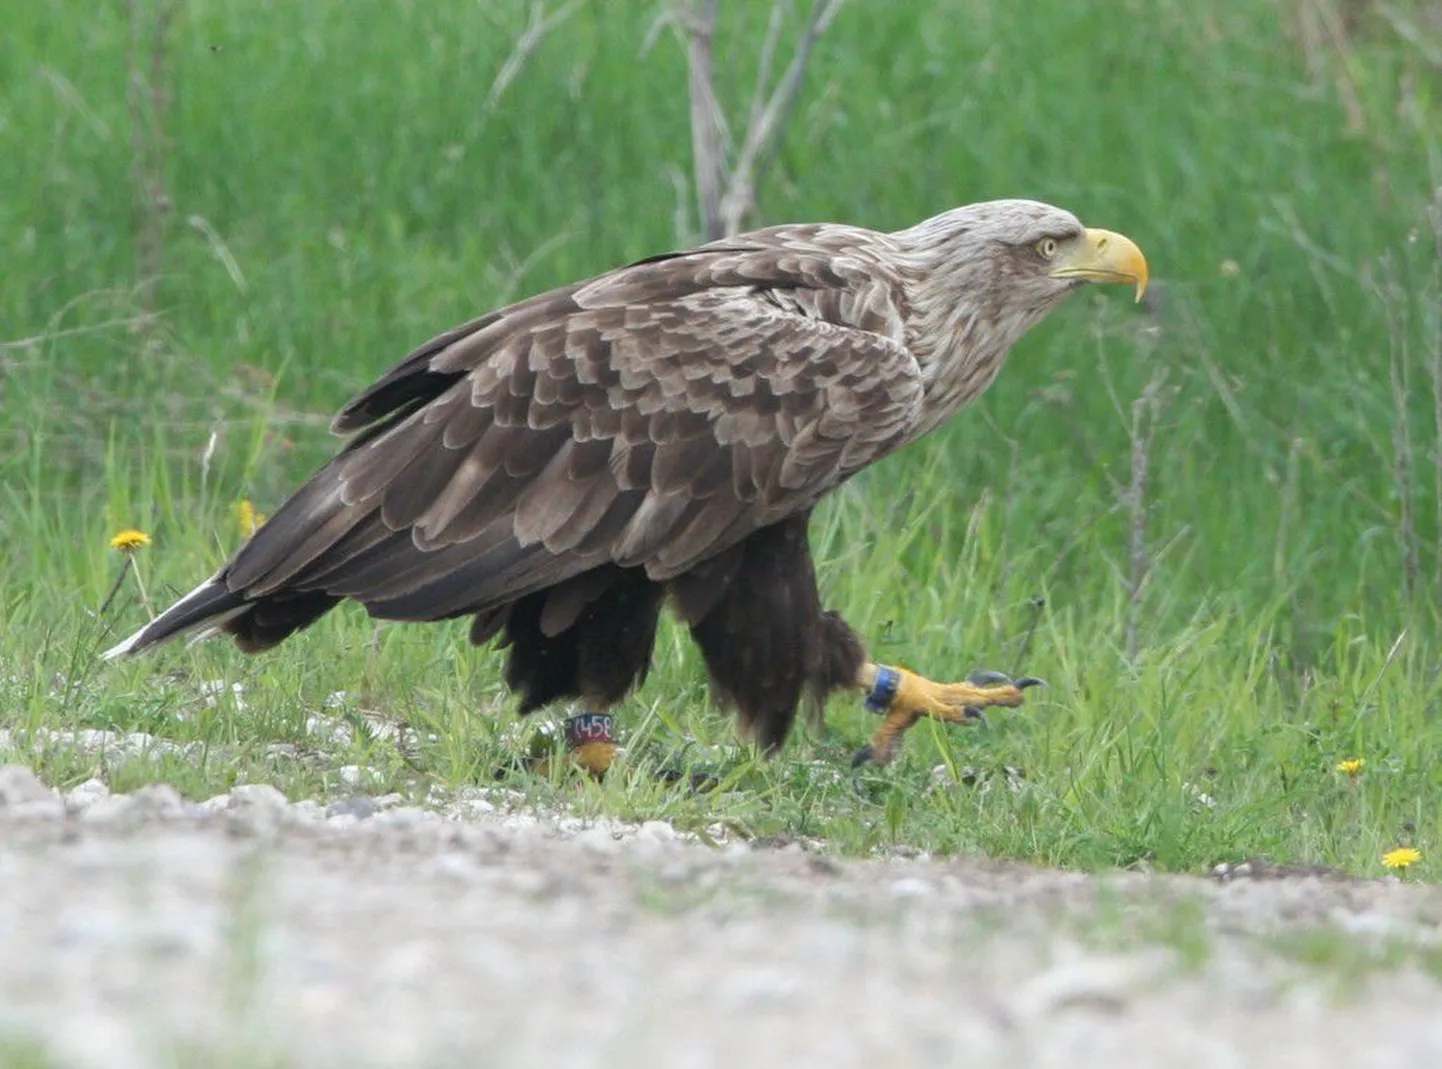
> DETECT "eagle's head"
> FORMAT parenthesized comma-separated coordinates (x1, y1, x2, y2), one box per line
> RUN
(893, 199, 1148, 421)
(897, 198, 1147, 306)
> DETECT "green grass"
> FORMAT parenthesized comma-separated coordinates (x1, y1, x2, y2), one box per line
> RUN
(3, 0, 1442, 879)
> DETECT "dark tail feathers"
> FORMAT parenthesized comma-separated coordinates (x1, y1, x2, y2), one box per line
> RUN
(101, 576, 339, 659)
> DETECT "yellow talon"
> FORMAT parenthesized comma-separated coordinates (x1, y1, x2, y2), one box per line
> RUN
(571, 739, 618, 778)
(516, 711, 619, 780)
(893, 671, 1028, 721)
(853, 665, 1040, 767)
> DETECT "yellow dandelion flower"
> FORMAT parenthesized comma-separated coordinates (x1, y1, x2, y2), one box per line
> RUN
(1336, 758, 1364, 776)
(1382, 847, 1422, 871)
(234, 499, 267, 537)
(108, 529, 152, 552)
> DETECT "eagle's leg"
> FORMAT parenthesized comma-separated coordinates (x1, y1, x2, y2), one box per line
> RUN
(560, 709, 619, 777)
(488, 565, 666, 780)
(850, 664, 1043, 767)
(517, 709, 619, 780)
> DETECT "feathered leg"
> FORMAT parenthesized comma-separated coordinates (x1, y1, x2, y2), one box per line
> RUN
(676, 514, 1044, 768)
(675, 514, 833, 751)
(559, 711, 619, 778)
(475, 565, 664, 778)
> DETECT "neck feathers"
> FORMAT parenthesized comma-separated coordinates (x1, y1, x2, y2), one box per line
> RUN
(892, 225, 1064, 438)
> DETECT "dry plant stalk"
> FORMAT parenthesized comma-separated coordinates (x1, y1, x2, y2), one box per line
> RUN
(1369, 252, 1424, 606)
(1372, 187, 1442, 603)
(1426, 189, 1442, 592)
(1123, 368, 1173, 661)
(126, 0, 183, 327)
(669, 0, 846, 240)
(484, 0, 591, 112)
(1287, 0, 1367, 133)
(1088, 323, 1180, 662)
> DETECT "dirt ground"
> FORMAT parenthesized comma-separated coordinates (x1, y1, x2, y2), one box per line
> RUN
(2, 767, 1441, 1068)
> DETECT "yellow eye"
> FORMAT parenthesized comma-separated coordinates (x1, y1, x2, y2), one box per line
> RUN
(1037, 237, 1059, 259)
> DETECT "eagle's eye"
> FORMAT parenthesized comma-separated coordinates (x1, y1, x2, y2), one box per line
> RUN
(1035, 237, 1059, 260)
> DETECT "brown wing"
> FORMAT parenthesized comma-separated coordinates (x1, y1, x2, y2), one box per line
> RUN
(223, 231, 922, 623)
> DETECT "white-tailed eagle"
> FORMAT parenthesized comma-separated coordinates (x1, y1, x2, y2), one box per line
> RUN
(105, 200, 1147, 770)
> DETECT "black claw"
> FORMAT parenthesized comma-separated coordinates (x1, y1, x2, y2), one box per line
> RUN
(850, 744, 876, 768)
(967, 669, 1013, 686)
(659, 770, 718, 793)
(962, 706, 989, 727)
(654, 756, 721, 793)
(1014, 676, 1047, 690)
(494, 757, 535, 780)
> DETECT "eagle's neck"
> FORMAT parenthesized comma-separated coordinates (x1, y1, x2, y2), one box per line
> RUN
(895, 240, 1065, 439)
(910, 321, 1015, 438)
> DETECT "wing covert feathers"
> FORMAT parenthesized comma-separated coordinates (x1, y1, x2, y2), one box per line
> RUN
(117, 226, 926, 654)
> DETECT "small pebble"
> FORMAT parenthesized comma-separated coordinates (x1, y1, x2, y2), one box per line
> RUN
(637, 820, 677, 845)
(334, 765, 382, 788)
(229, 784, 290, 811)
(890, 877, 935, 899)
(574, 825, 622, 852)
(371, 806, 435, 829)
(433, 851, 482, 882)
(289, 799, 324, 823)
(327, 797, 379, 820)
(65, 779, 111, 813)
(448, 797, 496, 819)
(79, 795, 139, 824)
(130, 783, 186, 817)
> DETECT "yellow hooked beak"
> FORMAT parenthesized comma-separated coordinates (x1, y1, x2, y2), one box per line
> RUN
(1049, 228, 1149, 302)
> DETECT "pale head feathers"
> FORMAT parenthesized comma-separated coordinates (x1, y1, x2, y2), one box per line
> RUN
(889, 199, 1090, 434)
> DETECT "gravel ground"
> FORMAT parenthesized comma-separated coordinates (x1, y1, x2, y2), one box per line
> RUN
(2, 764, 1441, 1069)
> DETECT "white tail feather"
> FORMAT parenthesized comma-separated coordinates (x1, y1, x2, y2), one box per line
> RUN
(101, 574, 228, 660)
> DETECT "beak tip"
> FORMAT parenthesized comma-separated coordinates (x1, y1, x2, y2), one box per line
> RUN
(1068, 227, 1149, 302)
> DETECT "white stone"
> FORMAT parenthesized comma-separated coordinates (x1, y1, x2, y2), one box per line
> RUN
(199, 679, 247, 710)
(0, 764, 53, 805)
(889, 877, 935, 899)
(433, 851, 482, 881)
(306, 715, 352, 745)
(78, 794, 139, 824)
(326, 797, 379, 820)
(334, 765, 369, 787)
(372, 806, 436, 829)
(130, 783, 186, 816)
(574, 825, 622, 852)
(229, 783, 290, 811)
(289, 799, 324, 822)
(449, 796, 496, 820)
(65, 778, 111, 812)
(637, 820, 677, 844)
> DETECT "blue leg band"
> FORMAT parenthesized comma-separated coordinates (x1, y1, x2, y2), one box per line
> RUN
(864, 666, 901, 714)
